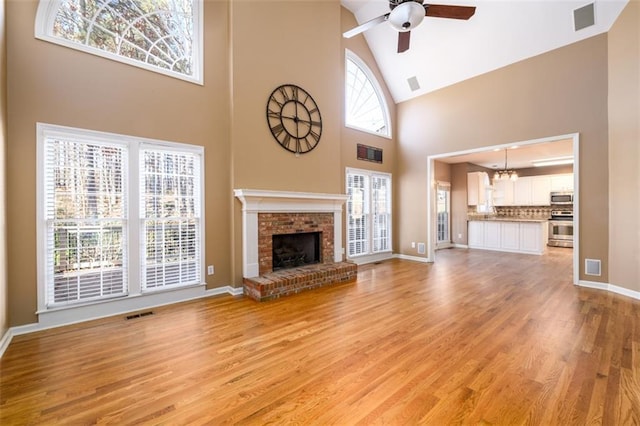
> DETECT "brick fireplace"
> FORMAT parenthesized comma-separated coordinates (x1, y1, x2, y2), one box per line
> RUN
(234, 189, 357, 300)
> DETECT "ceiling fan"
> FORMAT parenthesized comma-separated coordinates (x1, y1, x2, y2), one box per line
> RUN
(343, 0, 476, 53)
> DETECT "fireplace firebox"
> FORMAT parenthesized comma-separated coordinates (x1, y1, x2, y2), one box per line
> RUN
(272, 232, 321, 271)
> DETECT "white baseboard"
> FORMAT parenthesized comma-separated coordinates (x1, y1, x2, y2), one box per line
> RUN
(1, 284, 243, 358)
(454, 244, 469, 249)
(394, 253, 432, 263)
(348, 252, 395, 265)
(0, 328, 13, 358)
(577, 280, 640, 301)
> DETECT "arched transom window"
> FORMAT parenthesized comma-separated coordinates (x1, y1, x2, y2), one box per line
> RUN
(345, 50, 391, 138)
(35, 0, 203, 84)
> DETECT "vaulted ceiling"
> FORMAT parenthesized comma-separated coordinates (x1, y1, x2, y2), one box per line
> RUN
(341, 0, 629, 103)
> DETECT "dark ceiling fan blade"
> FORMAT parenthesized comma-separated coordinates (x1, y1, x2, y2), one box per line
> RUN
(424, 4, 476, 20)
(397, 31, 411, 53)
(343, 13, 390, 38)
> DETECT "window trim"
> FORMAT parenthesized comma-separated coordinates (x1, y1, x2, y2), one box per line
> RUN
(34, 0, 204, 85)
(36, 123, 206, 315)
(345, 49, 392, 139)
(345, 167, 393, 263)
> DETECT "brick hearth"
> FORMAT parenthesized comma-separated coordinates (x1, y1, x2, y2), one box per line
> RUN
(234, 189, 356, 300)
(243, 261, 357, 302)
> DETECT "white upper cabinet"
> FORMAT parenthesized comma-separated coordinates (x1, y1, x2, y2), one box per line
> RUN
(492, 179, 515, 206)
(531, 176, 551, 205)
(550, 173, 574, 191)
(467, 172, 491, 207)
(513, 178, 533, 205)
(494, 173, 572, 206)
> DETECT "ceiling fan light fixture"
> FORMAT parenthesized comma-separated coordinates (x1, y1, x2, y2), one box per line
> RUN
(389, 1, 425, 32)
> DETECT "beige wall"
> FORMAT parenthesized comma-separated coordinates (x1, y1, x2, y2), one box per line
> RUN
(397, 35, 610, 283)
(340, 6, 398, 255)
(6, 0, 232, 326)
(0, 0, 8, 339)
(608, 1, 640, 292)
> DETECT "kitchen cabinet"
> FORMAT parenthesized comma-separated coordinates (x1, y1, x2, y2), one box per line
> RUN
(510, 176, 551, 206)
(492, 180, 515, 206)
(468, 220, 548, 255)
(467, 172, 491, 206)
(531, 176, 551, 205)
(500, 222, 520, 250)
(513, 178, 532, 206)
(550, 173, 574, 191)
(468, 221, 484, 247)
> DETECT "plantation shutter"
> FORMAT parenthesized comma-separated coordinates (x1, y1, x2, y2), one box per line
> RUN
(372, 174, 391, 253)
(44, 138, 128, 307)
(346, 171, 370, 257)
(140, 147, 202, 290)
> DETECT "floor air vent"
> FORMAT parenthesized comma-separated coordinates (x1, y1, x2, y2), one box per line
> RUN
(125, 311, 154, 320)
(585, 259, 601, 276)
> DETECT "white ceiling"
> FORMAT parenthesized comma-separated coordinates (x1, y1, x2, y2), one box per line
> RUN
(341, 0, 628, 103)
(436, 138, 574, 169)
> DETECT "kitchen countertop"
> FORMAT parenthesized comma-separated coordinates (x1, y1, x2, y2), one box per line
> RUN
(467, 216, 549, 223)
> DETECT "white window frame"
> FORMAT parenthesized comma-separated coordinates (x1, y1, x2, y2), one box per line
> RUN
(346, 167, 393, 264)
(34, 0, 204, 85)
(345, 49, 392, 139)
(36, 123, 205, 322)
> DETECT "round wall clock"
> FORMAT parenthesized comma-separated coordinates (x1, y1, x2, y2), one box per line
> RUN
(266, 84, 322, 156)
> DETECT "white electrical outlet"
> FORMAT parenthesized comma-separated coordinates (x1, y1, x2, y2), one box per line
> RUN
(458, 233, 462, 239)
(207, 265, 214, 275)
(411, 242, 416, 248)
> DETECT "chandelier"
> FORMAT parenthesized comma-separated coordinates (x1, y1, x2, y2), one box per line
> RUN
(494, 149, 518, 181)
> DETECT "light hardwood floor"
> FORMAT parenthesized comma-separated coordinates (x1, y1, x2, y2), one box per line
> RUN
(2, 247, 639, 424)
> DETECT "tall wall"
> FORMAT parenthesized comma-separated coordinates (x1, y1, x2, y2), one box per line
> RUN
(608, 1, 640, 292)
(340, 5, 397, 254)
(0, 0, 8, 339)
(228, 1, 371, 284)
(6, 0, 232, 326)
(6, 1, 382, 326)
(397, 34, 610, 283)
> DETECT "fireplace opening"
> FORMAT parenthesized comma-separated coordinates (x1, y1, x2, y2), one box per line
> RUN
(272, 232, 321, 271)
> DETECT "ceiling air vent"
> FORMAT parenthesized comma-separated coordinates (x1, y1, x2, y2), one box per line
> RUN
(407, 76, 420, 91)
(573, 3, 595, 31)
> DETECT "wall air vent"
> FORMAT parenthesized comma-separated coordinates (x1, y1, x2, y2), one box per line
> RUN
(585, 259, 601, 276)
(407, 76, 420, 91)
(573, 3, 595, 31)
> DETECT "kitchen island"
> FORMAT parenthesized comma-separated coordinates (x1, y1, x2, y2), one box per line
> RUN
(468, 217, 549, 255)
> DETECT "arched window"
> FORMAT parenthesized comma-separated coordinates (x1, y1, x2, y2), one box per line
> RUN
(345, 50, 391, 138)
(35, 0, 203, 84)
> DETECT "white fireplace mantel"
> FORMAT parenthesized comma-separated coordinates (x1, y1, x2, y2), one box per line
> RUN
(234, 189, 348, 278)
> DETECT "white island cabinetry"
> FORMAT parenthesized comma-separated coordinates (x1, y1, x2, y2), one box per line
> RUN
(468, 219, 548, 255)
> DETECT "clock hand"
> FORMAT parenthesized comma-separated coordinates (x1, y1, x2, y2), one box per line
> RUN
(281, 115, 313, 125)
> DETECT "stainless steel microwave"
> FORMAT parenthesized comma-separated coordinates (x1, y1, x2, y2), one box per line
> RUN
(550, 191, 573, 205)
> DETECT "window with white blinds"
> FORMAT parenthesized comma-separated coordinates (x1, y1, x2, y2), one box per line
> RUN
(38, 124, 204, 309)
(346, 168, 392, 258)
(141, 148, 201, 290)
(43, 138, 128, 306)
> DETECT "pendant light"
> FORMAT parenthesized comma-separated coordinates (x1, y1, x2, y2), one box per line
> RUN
(493, 149, 518, 182)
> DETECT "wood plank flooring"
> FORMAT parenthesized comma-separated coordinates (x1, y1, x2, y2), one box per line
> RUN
(2, 247, 639, 424)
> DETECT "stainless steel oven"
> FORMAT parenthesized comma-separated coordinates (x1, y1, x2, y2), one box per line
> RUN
(548, 210, 573, 248)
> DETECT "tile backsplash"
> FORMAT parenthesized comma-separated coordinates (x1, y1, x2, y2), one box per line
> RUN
(468, 205, 554, 219)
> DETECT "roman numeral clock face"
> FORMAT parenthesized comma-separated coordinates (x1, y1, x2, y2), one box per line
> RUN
(266, 84, 322, 156)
